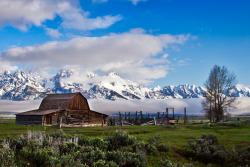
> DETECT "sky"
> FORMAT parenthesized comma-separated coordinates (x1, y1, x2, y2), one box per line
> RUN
(0, 0, 249, 87)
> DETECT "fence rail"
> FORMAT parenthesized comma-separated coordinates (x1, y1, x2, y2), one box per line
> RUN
(0, 116, 16, 119)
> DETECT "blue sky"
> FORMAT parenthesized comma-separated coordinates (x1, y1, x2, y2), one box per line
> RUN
(0, 0, 249, 87)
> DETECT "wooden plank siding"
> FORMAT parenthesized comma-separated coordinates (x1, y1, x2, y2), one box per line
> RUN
(16, 115, 43, 126)
(68, 93, 90, 110)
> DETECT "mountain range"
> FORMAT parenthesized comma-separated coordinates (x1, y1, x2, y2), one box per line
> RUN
(0, 70, 249, 101)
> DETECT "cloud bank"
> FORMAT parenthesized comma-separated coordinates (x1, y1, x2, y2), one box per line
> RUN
(1, 98, 249, 116)
(1, 31, 190, 84)
(0, 0, 121, 31)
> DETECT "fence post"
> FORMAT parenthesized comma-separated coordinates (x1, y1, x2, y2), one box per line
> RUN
(173, 108, 175, 120)
(184, 107, 187, 124)
(59, 117, 62, 128)
(119, 112, 122, 126)
(166, 108, 169, 124)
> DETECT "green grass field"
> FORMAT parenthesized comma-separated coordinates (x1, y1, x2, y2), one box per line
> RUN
(0, 119, 250, 166)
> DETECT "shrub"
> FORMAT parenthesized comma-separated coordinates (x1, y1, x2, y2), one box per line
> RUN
(106, 161, 119, 167)
(9, 135, 28, 151)
(81, 147, 106, 166)
(147, 135, 161, 146)
(0, 148, 15, 167)
(156, 144, 170, 152)
(182, 163, 195, 167)
(0, 130, 169, 166)
(106, 150, 147, 167)
(147, 135, 169, 153)
(93, 159, 106, 167)
(93, 159, 119, 167)
(158, 159, 173, 167)
(214, 121, 243, 127)
(60, 154, 88, 167)
(59, 142, 80, 155)
(234, 146, 250, 165)
(106, 151, 126, 165)
(185, 134, 250, 166)
(78, 136, 91, 146)
(104, 130, 136, 150)
(90, 138, 107, 151)
(20, 147, 58, 166)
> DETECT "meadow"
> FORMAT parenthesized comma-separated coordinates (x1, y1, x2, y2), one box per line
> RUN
(0, 119, 249, 166)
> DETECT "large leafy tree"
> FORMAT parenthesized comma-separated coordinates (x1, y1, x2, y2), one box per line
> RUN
(202, 65, 237, 122)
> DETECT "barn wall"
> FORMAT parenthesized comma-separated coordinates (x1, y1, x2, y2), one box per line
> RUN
(63, 110, 108, 126)
(16, 115, 43, 126)
(68, 94, 89, 110)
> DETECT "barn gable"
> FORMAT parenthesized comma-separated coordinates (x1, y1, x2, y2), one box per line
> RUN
(39, 92, 90, 110)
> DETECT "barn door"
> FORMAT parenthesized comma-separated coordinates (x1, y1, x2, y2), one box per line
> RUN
(46, 116, 52, 125)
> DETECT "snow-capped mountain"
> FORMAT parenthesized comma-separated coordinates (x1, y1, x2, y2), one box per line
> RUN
(0, 70, 50, 100)
(0, 70, 249, 101)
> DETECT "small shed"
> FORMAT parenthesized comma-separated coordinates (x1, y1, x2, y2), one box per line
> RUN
(16, 92, 108, 126)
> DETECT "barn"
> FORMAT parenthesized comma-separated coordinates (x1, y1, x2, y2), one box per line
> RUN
(16, 92, 108, 126)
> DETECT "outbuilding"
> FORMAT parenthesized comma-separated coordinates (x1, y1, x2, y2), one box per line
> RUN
(16, 92, 108, 126)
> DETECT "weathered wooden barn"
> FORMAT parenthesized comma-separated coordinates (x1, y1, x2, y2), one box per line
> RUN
(16, 92, 108, 126)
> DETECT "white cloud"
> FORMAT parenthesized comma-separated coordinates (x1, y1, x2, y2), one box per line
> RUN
(129, 0, 147, 5)
(129, 28, 146, 34)
(1, 98, 249, 116)
(232, 97, 250, 115)
(89, 97, 250, 116)
(45, 28, 62, 38)
(1, 31, 190, 83)
(92, 0, 108, 3)
(61, 11, 122, 30)
(0, 0, 121, 31)
(0, 59, 18, 73)
(0, 100, 42, 112)
(0, 0, 68, 31)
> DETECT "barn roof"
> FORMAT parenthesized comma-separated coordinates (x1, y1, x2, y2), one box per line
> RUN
(90, 110, 109, 116)
(16, 109, 58, 116)
(39, 92, 85, 110)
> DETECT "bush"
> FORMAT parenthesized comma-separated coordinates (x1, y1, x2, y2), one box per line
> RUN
(186, 134, 250, 166)
(9, 135, 28, 151)
(0, 148, 15, 167)
(80, 147, 106, 166)
(104, 130, 136, 150)
(147, 135, 161, 146)
(234, 146, 250, 165)
(20, 147, 58, 166)
(187, 134, 226, 164)
(156, 144, 170, 152)
(0, 130, 170, 166)
(78, 136, 91, 146)
(60, 154, 88, 167)
(106, 150, 147, 167)
(90, 138, 107, 151)
(158, 159, 173, 167)
(59, 142, 80, 155)
(214, 121, 243, 127)
(147, 135, 169, 153)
